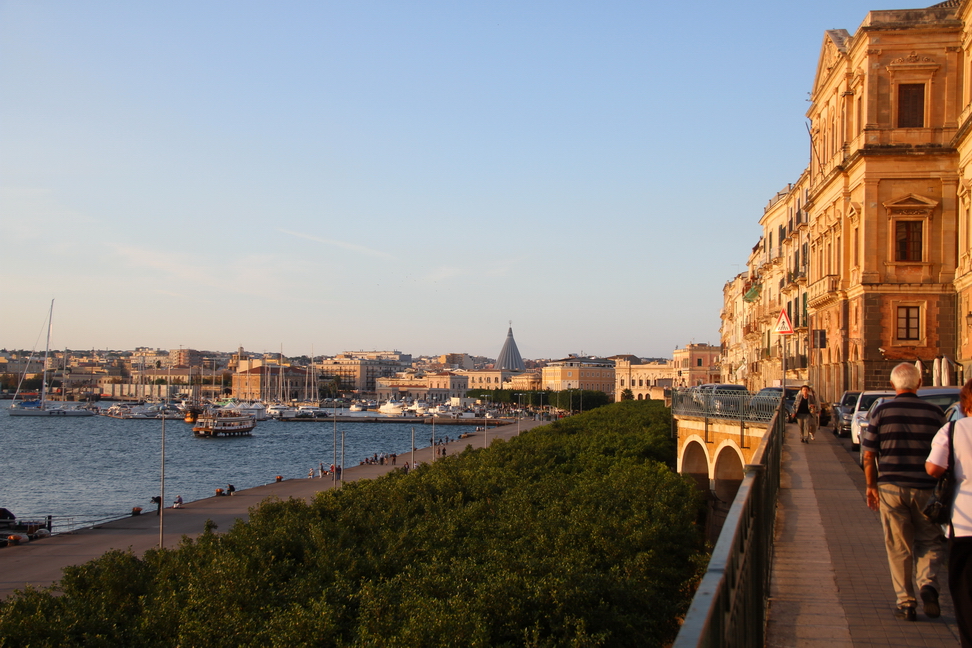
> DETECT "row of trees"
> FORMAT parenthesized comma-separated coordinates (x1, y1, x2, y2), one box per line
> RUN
(466, 388, 612, 412)
(0, 400, 707, 647)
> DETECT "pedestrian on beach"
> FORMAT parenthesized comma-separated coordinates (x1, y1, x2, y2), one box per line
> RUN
(173, 495, 183, 509)
(308, 468, 314, 479)
(227, 484, 235, 496)
(926, 378, 972, 647)
(862, 362, 946, 621)
(793, 383, 818, 443)
(150, 496, 161, 515)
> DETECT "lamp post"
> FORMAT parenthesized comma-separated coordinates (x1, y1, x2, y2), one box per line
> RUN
(159, 410, 166, 548)
(515, 393, 524, 435)
(482, 391, 489, 449)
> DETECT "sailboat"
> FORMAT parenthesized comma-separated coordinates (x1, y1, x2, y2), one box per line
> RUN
(9, 300, 96, 417)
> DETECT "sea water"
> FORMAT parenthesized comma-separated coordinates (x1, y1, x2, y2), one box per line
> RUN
(0, 402, 443, 530)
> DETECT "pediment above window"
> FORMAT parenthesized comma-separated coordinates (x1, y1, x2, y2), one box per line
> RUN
(883, 193, 938, 216)
(886, 52, 940, 77)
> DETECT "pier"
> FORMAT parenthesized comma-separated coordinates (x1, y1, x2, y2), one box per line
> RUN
(0, 419, 542, 599)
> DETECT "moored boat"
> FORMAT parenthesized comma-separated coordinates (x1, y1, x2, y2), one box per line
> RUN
(378, 400, 403, 415)
(8, 300, 97, 418)
(192, 409, 256, 437)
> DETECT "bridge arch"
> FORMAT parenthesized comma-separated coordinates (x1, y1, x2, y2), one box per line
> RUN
(713, 442, 745, 503)
(679, 436, 710, 492)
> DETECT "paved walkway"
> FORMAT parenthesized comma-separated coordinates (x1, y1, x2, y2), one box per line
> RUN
(0, 419, 544, 599)
(766, 422, 962, 647)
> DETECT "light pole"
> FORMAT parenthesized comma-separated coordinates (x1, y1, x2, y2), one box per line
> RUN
(482, 391, 489, 449)
(340, 430, 345, 488)
(515, 393, 524, 435)
(159, 410, 166, 548)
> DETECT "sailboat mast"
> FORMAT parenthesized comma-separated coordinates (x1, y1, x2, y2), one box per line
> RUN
(40, 299, 54, 408)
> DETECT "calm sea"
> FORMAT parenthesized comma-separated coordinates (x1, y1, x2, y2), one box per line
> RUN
(0, 403, 441, 530)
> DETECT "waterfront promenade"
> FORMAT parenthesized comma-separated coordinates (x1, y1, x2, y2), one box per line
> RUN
(765, 421, 962, 647)
(0, 419, 543, 599)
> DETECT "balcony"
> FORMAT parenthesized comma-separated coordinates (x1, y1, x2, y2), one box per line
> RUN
(807, 275, 839, 308)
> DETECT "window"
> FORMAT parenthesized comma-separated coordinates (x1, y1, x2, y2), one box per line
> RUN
(696, 358, 702, 367)
(897, 306, 920, 340)
(895, 221, 922, 261)
(898, 84, 924, 128)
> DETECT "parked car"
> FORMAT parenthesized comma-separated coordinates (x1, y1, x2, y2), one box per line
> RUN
(857, 396, 890, 466)
(693, 383, 751, 418)
(915, 386, 961, 412)
(849, 390, 895, 451)
(749, 387, 792, 421)
(832, 390, 861, 438)
(854, 387, 959, 465)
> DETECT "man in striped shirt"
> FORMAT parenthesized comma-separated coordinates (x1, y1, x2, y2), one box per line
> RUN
(862, 362, 946, 621)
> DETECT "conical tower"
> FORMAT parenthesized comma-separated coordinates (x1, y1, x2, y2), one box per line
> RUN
(495, 325, 525, 372)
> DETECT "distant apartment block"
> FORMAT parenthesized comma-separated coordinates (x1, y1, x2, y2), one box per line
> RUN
(541, 357, 615, 396)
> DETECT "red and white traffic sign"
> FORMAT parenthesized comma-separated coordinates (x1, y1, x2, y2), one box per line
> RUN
(775, 309, 794, 335)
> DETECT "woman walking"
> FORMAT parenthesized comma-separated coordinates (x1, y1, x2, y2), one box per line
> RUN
(927, 379, 972, 647)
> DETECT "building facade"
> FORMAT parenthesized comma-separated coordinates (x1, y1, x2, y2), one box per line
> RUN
(540, 357, 615, 396)
(614, 358, 673, 401)
(723, 1, 972, 402)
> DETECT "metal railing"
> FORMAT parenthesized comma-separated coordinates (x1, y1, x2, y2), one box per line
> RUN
(672, 406, 785, 648)
(671, 388, 779, 422)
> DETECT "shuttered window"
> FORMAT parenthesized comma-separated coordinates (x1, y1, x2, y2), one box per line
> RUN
(898, 84, 924, 128)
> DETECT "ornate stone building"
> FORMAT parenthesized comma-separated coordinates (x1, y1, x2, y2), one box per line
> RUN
(724, 1, 972, 401)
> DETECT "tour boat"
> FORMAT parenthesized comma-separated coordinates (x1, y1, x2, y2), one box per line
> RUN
(192, 409, 256, 437)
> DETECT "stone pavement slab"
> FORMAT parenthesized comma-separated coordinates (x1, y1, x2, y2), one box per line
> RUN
(766, 423, 961, 647)
(0, 419, 542, 598)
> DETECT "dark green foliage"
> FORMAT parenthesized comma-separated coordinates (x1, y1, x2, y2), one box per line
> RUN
(469, 389, 611, 413)
(0, 401, 705, 647)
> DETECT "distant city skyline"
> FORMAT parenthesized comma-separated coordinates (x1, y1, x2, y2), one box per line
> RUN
(0, 0, 923, 357)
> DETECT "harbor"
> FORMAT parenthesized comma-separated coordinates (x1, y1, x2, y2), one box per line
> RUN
(0, 400, 527, 535)
(0, 418, 540, 599)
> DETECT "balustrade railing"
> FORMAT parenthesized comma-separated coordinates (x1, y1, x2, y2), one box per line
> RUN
(670, 387, 778, 423)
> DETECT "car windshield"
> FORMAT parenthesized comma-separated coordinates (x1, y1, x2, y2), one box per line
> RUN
(858, 393, 891, 411)
(841, 392, 861, 407)
(865, 398, 888, 418)
(920, 394, 958, 409)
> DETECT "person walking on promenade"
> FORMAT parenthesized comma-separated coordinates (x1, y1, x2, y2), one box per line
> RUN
(793, 383, 818, 443)
(862, 362, 946, 621)
(927, 379, 972, 647)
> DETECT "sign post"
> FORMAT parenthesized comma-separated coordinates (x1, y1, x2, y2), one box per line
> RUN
(775, 310, 795, 417)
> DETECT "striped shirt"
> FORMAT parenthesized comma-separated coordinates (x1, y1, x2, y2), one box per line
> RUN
(862, 392, 944, 488)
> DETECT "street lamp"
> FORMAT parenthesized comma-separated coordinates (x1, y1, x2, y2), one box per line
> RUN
(515, 393, 524, 435)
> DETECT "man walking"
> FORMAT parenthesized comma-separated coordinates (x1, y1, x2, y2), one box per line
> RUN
(862, 362, 946, 621)
(793, 383, 818, 443)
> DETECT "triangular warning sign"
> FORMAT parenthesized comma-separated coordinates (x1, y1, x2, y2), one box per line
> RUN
(775, 309, 794, 335)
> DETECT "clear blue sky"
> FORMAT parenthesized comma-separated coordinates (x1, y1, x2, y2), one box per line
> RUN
(0, 0, 926, 359)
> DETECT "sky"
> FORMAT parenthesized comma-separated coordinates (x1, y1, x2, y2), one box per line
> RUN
(0, 0, 930, 359)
